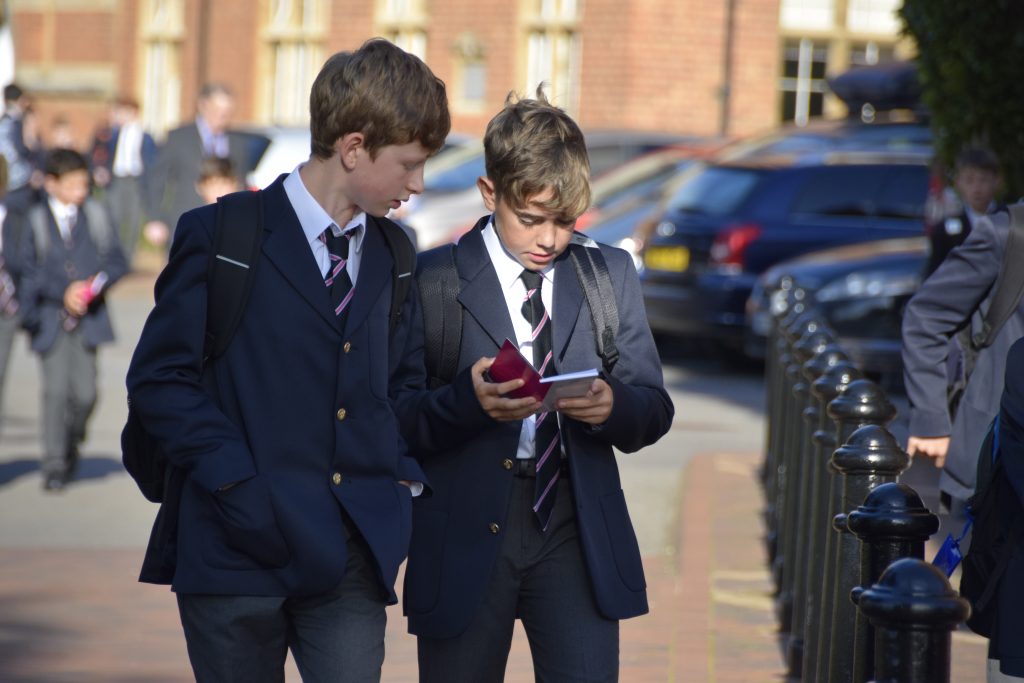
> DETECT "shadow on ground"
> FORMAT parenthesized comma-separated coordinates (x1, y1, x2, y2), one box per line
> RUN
(0, 455, 124, 487)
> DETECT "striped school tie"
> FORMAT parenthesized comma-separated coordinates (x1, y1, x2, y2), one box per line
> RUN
(320, 228, 355, 322)
(520, 269, 561, 531)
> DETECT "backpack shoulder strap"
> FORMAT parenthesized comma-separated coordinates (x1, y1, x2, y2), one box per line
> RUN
(974, 204, 1024, 350)
(204, 190, 263, 362)
(81, 199, 115, 257)
(373, 217, 416, 335)
(568, 232, 620, 374)
(416, 242, 461, 388)
(27, 204, 50, 262)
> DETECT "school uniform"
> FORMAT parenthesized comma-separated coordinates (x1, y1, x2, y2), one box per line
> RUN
(395, 217, 674, 681)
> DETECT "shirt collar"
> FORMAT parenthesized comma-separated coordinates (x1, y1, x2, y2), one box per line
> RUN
(481, 216, 552, 292)
(284, 166, 366, 254)
(47, 197, 77, 222)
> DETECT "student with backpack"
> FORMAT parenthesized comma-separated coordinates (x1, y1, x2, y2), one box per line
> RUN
(394, 91, 674, 681)
(125, 40, 447, 681)
(16, 148, 127, 491)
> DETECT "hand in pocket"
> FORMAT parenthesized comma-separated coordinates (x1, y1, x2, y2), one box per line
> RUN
(213, 476, 290, 568)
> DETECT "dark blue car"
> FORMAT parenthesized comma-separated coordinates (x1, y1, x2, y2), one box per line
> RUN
(639, 150, 930, 349)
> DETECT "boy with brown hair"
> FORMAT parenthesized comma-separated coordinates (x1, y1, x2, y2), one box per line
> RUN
(126, 39, 448, 682)
(194, 156, 242, 205)
(397, 91, 674, 681)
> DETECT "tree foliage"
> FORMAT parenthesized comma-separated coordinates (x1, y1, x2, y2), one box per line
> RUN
(900, 1, 1024, 198)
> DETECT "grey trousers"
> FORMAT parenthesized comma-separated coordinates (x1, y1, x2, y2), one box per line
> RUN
(0, 312, 20, 422)
(39, 329, 96, 475)
(106, 175, 145, 263)
(177, 531, 388, 683)
(417, 476, 620, 683)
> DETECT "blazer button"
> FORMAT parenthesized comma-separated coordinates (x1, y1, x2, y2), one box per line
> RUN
(343, 341, 352, 353)
(502, 459, 513, 471)
(488, 523, 500, 534)
(332, 472, 343, 485)
(336, 408, 347, 421)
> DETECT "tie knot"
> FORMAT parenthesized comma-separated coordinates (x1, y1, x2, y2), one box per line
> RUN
(520, 269, 543, 290)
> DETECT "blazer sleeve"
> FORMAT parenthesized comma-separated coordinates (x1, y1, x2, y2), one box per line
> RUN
(902, 212, 1007, 439)
(125, 208, 257, 493)
(579, 247, 674, 453)
(999, 337, 1024, 506)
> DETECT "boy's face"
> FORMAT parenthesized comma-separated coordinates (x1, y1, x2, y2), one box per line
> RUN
(955, 166, 1000, 214)
(44, 169, 90, 207)
(349, 140, 430, 217)
(478, 178, 577, 271)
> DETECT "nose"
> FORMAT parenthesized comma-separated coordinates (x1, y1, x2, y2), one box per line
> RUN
(407, 166, 425, 195)
(537, 222, 558, 249)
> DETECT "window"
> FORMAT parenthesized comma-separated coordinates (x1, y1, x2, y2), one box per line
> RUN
(452, 32, 486, 113)
(378, 0, 427, 61)
(779, 0, 835, 31)
(667, 166, 762, 217)
(791, 167, 886, 218)
(262, 0, 324, 125)
(140, 0, 184, 137)
(780, 39, 828, 125)
(846, 0, 901, 34)
(873, 166, 928, 220)
(849, 41, 896, 68)
(523, 0, 581, 114)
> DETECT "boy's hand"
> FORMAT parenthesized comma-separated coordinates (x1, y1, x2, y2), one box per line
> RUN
(63, 281, 90, 316)
(471, 357, 540, 421)
(906, 435, 950, 468)
(556, 378, 613, 425)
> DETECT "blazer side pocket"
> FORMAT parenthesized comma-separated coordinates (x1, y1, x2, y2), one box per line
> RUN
(206, 476, 291, 569)
(599, 489, 647, 592)
(405, 506, 448, 614)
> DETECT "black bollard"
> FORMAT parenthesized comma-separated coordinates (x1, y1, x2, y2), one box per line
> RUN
(858, 558, 970, 683)
(802, 360, 860, 681)
(814, 379, 896, 683)
(776, 326, 833, 636)
(826, 424, 910, 683)
(784, 342, 846, 678)
(761, 281, 807, 491)
(848, 483, 939, 683)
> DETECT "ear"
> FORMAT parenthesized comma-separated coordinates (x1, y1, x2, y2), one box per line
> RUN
(477, 176, 497, 212)
(336, 133, 365, 170)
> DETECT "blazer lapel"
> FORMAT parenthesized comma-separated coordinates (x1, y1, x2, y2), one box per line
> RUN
(457, 221, 517, 350)
(259, 177, 342, 335)
(552, 251, 585, 363)
(341, 217, 390, 338)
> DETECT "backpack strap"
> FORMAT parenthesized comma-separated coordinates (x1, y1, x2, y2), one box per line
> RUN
(569, 232, 620, 374)
(27, 204, 50, 263)
(973, 204, 1024, 350)
(204, 190, 263, 362)
(373, 216, 416, 335)
(416, 243, 461, 388)
(81, 199, 115, 258)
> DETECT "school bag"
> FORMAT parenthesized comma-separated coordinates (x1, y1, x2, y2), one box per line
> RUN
(958, 414, 1024, 637)
(121, 190, 415, 503)
(416, 231, 621, 388)
(26, 199, 117, 262)
(947, 204, 1024, 417)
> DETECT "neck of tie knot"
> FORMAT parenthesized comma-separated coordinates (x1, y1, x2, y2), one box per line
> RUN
(520, 269, 543, 291)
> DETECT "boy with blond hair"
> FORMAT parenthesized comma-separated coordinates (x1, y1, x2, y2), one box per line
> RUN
(396, 91, 674, 682)
(126, 39, 448, 682)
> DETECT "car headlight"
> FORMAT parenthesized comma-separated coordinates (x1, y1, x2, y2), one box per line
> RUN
(815, 270, 920, 303)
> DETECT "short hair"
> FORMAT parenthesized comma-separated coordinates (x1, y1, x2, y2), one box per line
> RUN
(44, 148, 90, 178)
(955, 147, 1000, 175)
(114, 95, 140, 111)
(198, 156, 237, 183)
(3, 83, 23, 103)
(483, 88, 591, 220)
(199, 82, 233, 101)
(308, 38, 450, 160)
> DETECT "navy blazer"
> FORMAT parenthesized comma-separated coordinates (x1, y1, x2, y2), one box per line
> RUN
(127, 176, 427, 599)
(17, 198, 127, 353)
(395, 221, 674, 638)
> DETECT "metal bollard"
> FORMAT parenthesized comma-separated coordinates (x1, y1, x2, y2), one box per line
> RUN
(826, 424, 910, 683)
(848, 483, 939, 683)
(814, 379, 896, 683)
(802, 360, 861, 681)
(784, 342, 847, 678)
(761, 282, 807, 492)
(858, 558, 970, 683)
(777, 326, 833, 635)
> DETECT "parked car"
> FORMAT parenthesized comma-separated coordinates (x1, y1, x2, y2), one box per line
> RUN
(639, 149, 931, 350)
(745, 237, 927, 375)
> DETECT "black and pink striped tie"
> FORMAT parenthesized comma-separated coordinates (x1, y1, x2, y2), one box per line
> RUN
(320, 228, 355, 321)
(521, 269, 560, 531)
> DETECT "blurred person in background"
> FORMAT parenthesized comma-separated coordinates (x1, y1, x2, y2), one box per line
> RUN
(0, 154, 24, 432)
(143, 83, 253, 249)
(0, 83, 41, 211)
(14, 148, 127, 491)
(194, 155, 241, 205)
(924, 146, 1002, 278)
(90, 96, 157, 265)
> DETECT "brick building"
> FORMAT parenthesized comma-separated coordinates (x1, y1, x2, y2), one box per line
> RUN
(1, 0, 912, 149)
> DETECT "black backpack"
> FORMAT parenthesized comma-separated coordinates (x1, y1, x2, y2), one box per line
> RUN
(959, 414, 1024, 637)
(121, 190, 415, 503)
(415, 230, 621, 388)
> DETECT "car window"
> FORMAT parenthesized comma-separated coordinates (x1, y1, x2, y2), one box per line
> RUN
(874, 166, 928, 219)
(665, 165, 761, 216)
(790, 166, 888, 217)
